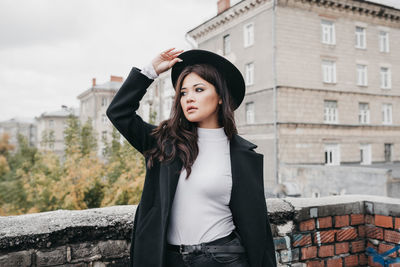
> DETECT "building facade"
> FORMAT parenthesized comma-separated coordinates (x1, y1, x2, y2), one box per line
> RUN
(140, 0, 400, 197)
(77, 76, 122, 158)
(0, 118, 37, 152)
(35, 107, 78, 158)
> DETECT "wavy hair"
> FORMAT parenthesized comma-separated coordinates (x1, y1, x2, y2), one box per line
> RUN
(143, 63, 237, 179)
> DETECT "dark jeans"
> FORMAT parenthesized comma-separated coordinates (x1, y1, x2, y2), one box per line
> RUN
(166, 230, 250, 267)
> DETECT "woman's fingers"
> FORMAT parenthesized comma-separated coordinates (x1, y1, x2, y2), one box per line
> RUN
(162, 47, 175, 54)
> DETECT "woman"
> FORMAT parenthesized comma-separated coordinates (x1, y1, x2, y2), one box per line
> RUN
(106, 48, 276, 267)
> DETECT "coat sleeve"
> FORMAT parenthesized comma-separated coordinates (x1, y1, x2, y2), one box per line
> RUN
(106, 67, 157, 154)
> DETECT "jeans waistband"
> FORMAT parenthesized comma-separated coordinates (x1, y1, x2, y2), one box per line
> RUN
(167, 230, 237, 253)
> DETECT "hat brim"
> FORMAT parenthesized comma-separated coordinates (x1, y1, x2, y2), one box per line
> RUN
(171, 49, 245, 110)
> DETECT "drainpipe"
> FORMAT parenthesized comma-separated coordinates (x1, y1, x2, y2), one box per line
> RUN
(272, 0, 279, 186)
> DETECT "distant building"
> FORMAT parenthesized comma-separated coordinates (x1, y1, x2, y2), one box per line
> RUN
(0, 117, 36, 152)
(141, 0, 400, 197)
(35, 106, 78, 158)
(77, 76, 123, 158)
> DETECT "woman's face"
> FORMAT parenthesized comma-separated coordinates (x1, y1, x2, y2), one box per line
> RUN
(179, 72, 222, 129)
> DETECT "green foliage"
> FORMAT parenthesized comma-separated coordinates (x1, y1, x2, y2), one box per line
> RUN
(0, 116, 147, 215)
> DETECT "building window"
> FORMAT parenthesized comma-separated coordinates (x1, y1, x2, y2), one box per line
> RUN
(321, 20, 335, 45)
(243, 22, 254, 47)
(49, 120, 54, 127)
(379, 31, 389, 53)
(360, 144, 371, 165)
(325, 144, 340, 165)
(322, 60, 336, 84)
(380, 67, 391, 89)
(245, 102, 255, 124)
(49, 143, 54, 150)
(358, 103, 370, 124)
(102, 114, 107, 124)
(101, 97, 107, 107)
(384, 143, 392, 162)
(356, 64, 368, 86)
(355, 26, 366, 49)
(324, 100, 338, 123)
(382, 103, 392, 125)
(223, 34, 231, 55)
(245, 62, 254, 86)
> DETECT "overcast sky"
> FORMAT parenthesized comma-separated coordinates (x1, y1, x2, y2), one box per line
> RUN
(0, 0, 398, 122)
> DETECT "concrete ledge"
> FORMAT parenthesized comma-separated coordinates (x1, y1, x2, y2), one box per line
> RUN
(1, 195, 400, 266)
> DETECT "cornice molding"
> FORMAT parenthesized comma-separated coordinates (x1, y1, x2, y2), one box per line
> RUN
(291, 0, 400, 21)
(187, 0, 400, 43)
(187, 0, 272, 43)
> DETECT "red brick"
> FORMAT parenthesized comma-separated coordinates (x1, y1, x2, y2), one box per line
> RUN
(293, 233, 312, 247)
(314, 230, 336, 244)
(378, 243, 397, 258)
(301, 246, 317, 260)
(389, 263, 400, 267)
(365, 214, 374, 224)
(369, 255, 383, 267)
(300, 219, 316, 231)
(318, 245, 334, 257)
(366, 226, 384, 240)
(375, 215, 393, 228)
(367, 241, 378, 251)
(326, 257, 342, 267)
(359, 254, 368, 266)
(335, 215, 349, 228)
(317, 216, 332, 229)
(335, 242, 349, 254)
(344, 255, 358, 267)
(307, 260, 324, 267)
(351, 239, 365, 253)
(350, 214, 364, 225)
(395, 217, 400, 230)
(358, 225, 366, 238)
(336, 228, 357, 241)
(384, 229, 400, 244)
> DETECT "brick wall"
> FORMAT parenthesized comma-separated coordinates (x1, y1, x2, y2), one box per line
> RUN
(272, 196, 400, 266)
(0, 196, 399, 266)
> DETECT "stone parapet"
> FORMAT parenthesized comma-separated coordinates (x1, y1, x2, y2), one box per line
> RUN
(1, 195, 399, 266)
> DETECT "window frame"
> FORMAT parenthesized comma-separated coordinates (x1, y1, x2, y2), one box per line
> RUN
(322, 60, 337, 84)
(324, 100, 338, 124)
(245, 101, 255, 124)
(245, 62, 255, 86)
(321, 19, 336, 45)
(223, 34, 231, 55)
(243, 22, 254, 48)
(356, 64, 368, 86)
(355, 26, 367, 49)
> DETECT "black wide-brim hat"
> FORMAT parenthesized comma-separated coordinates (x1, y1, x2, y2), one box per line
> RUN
(171, 49, 245, 110)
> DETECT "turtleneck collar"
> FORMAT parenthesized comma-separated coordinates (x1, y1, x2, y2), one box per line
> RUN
(197, 127, 226, 140)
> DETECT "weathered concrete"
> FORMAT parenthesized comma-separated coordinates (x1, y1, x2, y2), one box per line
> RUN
(1, 196, 400, 266)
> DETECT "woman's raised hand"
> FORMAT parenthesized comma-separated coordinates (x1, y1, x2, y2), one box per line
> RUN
(152, 48, 184, 75)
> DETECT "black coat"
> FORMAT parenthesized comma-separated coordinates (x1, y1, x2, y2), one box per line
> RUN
(106, 67, 277, 267)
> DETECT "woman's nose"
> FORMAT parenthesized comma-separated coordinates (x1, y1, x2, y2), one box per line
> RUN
(186, 91, 195, 102)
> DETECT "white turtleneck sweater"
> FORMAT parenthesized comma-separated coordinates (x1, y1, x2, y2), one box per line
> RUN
(139, 66, 235, 245)
(166, 127, 235, 245)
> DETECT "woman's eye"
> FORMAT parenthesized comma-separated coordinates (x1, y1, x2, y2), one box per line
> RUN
(196, 88, 204, 92)
(180, 92, 186, 96)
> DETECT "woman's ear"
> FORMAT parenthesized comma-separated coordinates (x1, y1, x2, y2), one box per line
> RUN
(218, 98, 222, 105)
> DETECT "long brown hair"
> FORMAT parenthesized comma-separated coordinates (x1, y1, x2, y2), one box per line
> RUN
(143, 63, 238, 179)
